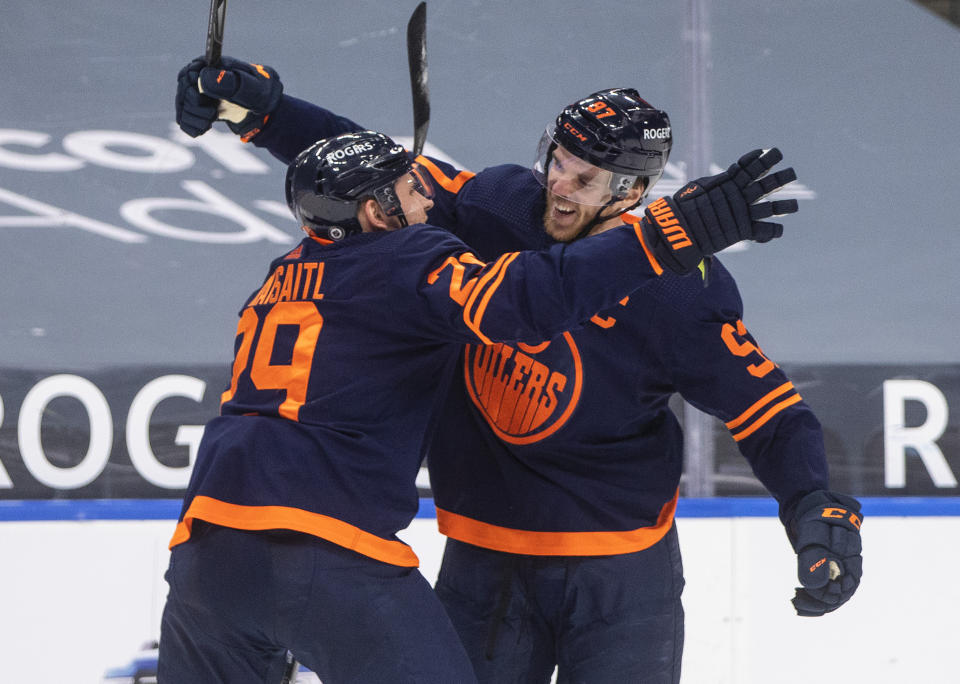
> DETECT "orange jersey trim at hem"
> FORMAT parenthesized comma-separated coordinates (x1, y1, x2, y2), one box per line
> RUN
(168, 495, 419, 567)
(436, 490, 678, 556)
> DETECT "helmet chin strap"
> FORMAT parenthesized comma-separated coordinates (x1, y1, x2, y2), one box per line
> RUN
(373, 183, 409, 229)
(570, 196, 643, 242)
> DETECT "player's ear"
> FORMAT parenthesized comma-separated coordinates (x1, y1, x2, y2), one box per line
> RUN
(625, 178, 646, 204)
(611, 182, 644, 214)
(357, 198, 389, 232)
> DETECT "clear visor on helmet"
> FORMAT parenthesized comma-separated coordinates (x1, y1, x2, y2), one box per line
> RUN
(532, 128, 639, 206)
(373, 162, 436, 222)
(408, 161, 435, 200)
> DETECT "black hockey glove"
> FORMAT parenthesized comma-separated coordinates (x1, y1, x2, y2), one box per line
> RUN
(175, 57, 218, 137)
(787, 490, 863, 617)
(200, 57, 283, 141)
(641, 148, 798, 275)
(197, 56, 283, 140)
(175, 56, 283, 140)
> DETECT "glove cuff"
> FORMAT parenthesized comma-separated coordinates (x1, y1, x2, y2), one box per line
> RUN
(793, 489, 862, 519)
(227, 112, 271, 142)
(787, 489, 863, 550)
(642, 197, 702, 275)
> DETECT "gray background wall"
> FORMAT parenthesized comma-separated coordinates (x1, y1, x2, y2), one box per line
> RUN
(2, 0, 958, 371)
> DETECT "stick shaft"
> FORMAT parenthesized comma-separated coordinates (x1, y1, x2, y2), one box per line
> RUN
(205, 0, 227, 65)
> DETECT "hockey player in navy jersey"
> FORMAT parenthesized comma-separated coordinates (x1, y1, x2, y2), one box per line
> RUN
(175, 57, 863, 684)
(157, 128, 776, 683)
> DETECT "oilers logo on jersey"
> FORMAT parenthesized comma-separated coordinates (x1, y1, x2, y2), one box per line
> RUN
(464, 331, 582, 444)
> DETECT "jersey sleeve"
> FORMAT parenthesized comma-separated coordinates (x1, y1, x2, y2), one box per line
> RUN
(660, 264, 829, 524)
(392, 223, 662, 346)
(410, 155, 476, 233)
(251, 95, 366, 164)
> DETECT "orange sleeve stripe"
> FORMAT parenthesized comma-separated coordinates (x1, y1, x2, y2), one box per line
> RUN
(414, 155, 476, 193)
(461, 253, 510, 343)
(729, 394, 803, 442)
(463, 252, 520, 344)
(167, 495, 419, 567)
(622, 213, 663, 276)
(725, 382, 796, 429)
(468, 252, 519, 339)
(436, 490, 677, 556)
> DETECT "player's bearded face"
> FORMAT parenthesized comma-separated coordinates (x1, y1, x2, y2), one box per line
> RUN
(540, 146, 646, 242)
(542, 146, 613, 242)
(543, 192, 603, 242)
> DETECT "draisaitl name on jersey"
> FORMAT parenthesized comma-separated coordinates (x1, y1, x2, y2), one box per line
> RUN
(248, 260, 325, 306)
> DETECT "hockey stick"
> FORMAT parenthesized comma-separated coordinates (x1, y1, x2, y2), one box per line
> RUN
(407, 2, 430, 156)
(279, 649, 298, 684)
(205, 0, 227, 66)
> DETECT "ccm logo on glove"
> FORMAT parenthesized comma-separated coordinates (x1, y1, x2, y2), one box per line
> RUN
(822, 507, 862, 528)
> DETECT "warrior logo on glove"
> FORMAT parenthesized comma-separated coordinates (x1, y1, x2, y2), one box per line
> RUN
(641, 147, 798, 275)
(645, 197, 692, 250)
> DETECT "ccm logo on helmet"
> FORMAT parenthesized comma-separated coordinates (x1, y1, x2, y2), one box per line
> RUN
(325, 141, 375, 164)
(562, 122, 588, 142)
(643, 127, 671, 140)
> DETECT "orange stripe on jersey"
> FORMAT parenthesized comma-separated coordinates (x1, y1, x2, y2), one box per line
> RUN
(729, 394, 802, 442)
(725, 382, 795, 429)
(284, 244, 304, 260)
(414, 155, 476, 193)
(725, 382, 802, 442)
(168, 495, 419, 567)
(463, 252, 520, 344)
(622, 213, 663, 276)
(436, 490, 678, 556)
(460, 254, 510, 342)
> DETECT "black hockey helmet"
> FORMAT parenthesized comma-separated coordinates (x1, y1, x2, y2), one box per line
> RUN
(533, 88, 672, 204)
(285, 131, 431, 240)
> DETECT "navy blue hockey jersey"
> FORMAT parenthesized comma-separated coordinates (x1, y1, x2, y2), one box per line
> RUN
(250, 96, 829, 557)
(170, 219, 664, 565)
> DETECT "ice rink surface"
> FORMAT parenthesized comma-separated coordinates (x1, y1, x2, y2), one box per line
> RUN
(2, 511, 959, 684)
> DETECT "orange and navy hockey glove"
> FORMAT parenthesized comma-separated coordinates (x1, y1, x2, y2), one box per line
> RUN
(641, 147, 798, 275)
(176, 56, 283, 140)
(176, 56, 218, 137)
(787, 490, 863, 617)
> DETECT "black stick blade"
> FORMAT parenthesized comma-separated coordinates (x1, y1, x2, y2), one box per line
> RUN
(407, 2, 429, 156)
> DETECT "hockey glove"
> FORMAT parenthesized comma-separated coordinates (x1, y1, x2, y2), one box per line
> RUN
(787, 490, 863, 617)
(175, 57, 219, 137)
(641, 148, 798, 275)
(197, 56, 283, 140)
